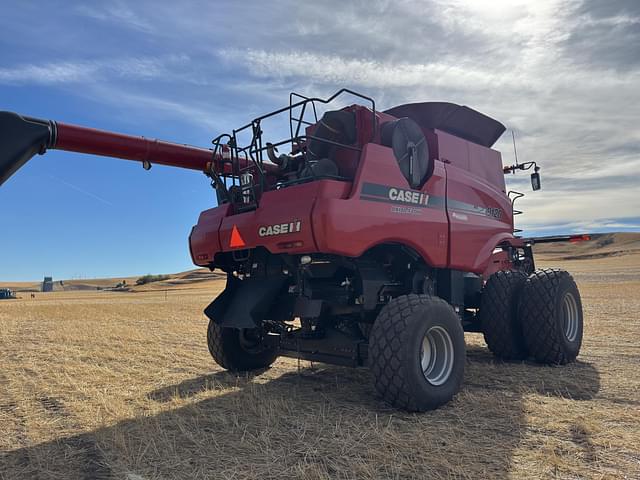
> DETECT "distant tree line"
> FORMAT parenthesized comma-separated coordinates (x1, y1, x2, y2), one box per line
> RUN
(135, 274, 170, 285)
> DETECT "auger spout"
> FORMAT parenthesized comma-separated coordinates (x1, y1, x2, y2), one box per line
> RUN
(0, 112, 56, 185)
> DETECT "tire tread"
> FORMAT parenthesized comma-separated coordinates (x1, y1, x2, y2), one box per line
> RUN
(207, 321, 278, 371)
(519, 268, 580, 364)
(369, 294, 463, 411)
(480, 270, 528, 360)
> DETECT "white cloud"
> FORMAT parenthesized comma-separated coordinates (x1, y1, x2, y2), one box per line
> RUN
(0, 56, 190, 85)
(0, 62, 97, 84)
(218, 49, 515, 90)
(74, 3, 154, 33)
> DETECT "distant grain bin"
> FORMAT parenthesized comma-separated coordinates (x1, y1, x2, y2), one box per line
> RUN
(42, 276, 53, 292)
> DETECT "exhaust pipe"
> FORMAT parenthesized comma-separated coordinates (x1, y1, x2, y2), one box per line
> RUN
(0, 112, 56, 185)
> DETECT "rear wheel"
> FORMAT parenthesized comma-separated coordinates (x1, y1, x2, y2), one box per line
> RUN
(369, 294, 465, 411)
(480, 270, 528, 360)
(207, 320, 278, 372)
(519, 269, 583, 364)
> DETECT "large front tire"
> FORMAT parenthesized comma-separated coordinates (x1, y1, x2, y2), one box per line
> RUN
(369, 294, 465, 412)
(519, 269, 583, 364)
(207, 320, 278, 372)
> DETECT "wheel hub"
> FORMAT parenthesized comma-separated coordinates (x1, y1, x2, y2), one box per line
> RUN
(562, 292, 579, 342)
(238, 328, 266, 354)
(420, 326, 454, 386)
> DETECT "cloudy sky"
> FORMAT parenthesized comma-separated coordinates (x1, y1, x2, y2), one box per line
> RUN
(1, 0, 639, 280)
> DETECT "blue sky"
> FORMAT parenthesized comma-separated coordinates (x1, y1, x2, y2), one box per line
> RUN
(1, 0, 639, 281)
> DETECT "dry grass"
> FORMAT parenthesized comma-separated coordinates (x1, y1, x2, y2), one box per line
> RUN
(1, 253, 639, 479)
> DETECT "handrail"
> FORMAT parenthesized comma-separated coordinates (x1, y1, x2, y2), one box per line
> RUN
(211, 89, 374, 214)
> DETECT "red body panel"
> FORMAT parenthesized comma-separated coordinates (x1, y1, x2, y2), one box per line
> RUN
(190, 142, 517, 273)
(436, 130, 506, 193)
(191, 181, 352, 265)
(446, 162, 514, 273)
(312, 144, 449, 267)
(188, 108, 518, 276)
(436, 130, 514, 273)
(189, 204, 230, 265)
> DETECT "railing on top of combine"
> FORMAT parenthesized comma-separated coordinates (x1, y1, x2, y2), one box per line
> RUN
(208, 89, 376, 213)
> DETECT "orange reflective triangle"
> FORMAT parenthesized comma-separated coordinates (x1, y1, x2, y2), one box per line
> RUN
(229, 225, 246, 248)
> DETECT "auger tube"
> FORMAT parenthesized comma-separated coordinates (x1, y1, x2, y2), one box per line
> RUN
(0, 111, 216, 186)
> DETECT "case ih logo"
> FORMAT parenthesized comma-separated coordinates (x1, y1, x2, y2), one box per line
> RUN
(258, 221, 302, 237)
(388, 187, 429, 206)
(359, 182, 444, 209)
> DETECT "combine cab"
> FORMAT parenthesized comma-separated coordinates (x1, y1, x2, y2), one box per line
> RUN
(0, 89, 585, 411)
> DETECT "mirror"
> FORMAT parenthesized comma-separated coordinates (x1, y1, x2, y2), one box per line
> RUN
(531, 171, 541, 191)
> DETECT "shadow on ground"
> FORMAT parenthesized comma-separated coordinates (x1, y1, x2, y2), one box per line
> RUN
(0, 345, 601, 479)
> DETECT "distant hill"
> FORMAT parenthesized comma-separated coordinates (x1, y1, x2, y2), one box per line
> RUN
(0, 269, 224, 293)
(130, 269, 225, 291)
(533, 232, 640, 260)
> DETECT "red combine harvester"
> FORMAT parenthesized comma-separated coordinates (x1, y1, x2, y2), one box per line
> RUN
(0, 90, 586, 411)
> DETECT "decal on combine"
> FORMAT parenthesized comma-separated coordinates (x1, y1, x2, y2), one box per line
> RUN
(448, 199, 503, 220)
(360, 182, 444, 209)
(451, 211, 468, 221)
(258, 221, 302, 237)
(485, 207, 503, 219)
(229, 225, 246, 248)
(388, 187, 429, 205)
(360, 183, 504, 220)
(391, 206, 422, 215)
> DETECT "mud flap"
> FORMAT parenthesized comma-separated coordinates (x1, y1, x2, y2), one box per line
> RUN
(204, 274, 287, 329)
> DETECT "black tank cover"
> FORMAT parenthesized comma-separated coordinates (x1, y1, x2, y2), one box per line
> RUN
(384, 102, 506, 148)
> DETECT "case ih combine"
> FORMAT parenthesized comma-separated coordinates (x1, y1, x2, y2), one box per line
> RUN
(0, 90, 585, 411)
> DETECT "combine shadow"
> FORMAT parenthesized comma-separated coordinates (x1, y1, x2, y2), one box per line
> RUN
(0, 345, 601, 479)
(146, 369, 268, 403)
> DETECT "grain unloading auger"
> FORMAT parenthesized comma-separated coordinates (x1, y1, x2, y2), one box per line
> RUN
(0, 110, 240, 185)
(1, 89, 589, 411)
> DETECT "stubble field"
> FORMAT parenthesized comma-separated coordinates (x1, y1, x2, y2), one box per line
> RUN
(0, 235, 639, 479)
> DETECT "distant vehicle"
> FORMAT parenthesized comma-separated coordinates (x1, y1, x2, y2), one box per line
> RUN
(0, 288, 16, 300)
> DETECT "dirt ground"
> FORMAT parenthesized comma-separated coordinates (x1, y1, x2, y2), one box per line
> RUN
(0, 249, 639, 479)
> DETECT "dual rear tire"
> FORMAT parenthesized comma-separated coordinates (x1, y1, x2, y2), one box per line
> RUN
(519, 269, 583, 364)
(480, 268, 583, 364)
